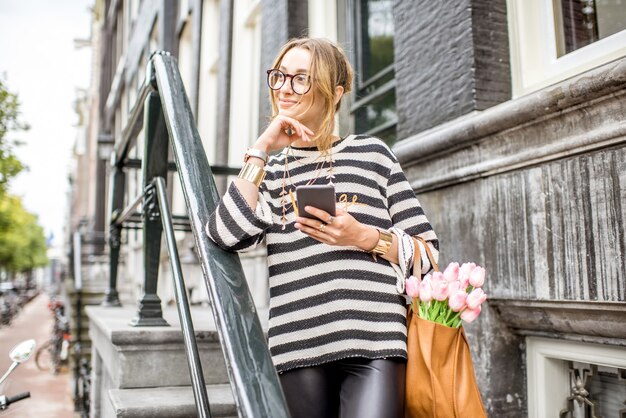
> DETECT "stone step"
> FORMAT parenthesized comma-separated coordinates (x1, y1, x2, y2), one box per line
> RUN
(108, 383, 237, 418)
(87, 304, 269, 388)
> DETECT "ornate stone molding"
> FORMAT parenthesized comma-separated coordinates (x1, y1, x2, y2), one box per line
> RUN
(393, 57, 626, 193)
(489, 298, 626, 344)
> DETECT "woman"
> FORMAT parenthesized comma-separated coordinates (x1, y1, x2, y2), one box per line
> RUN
(206, 37, 438, 418)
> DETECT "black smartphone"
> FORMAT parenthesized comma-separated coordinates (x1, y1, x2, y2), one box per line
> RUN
(296, 184, 336, 220)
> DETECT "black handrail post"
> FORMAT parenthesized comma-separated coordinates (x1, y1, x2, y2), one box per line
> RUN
(154, 177, 211, 418)
(102, 157, 124, 307)
(130, 89, 169, 327)
(72, 231, 83, 411)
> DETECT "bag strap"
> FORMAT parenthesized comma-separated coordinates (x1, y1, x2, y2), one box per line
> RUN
(413, 236, 439, 273)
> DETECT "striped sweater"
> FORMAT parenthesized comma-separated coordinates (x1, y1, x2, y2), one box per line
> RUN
(206, 134, 438, 373)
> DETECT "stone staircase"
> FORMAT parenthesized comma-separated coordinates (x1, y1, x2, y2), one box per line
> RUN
(87, 304, 269, 418)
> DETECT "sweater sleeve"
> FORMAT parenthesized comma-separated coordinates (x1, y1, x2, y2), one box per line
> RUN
(205, 182, 273, 252)
(386, 160, 439, 274)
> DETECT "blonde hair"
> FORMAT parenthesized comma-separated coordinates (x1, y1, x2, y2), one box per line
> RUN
(268, 38, 353, 152)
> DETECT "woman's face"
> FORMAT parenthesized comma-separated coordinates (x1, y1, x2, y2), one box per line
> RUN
(273, 47, 325, 130)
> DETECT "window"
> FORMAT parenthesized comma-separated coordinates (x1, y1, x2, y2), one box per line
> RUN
(554, 0, 626, 57)
(507, 0, 626, 97)
(346, 0, 397, 145)
(526, 337, 626, 417)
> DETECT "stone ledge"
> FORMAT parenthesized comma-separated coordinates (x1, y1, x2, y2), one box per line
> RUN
(109, 383, 236, 418)
(490, 298, 626, 345)
(86, 305, 269, 345)
(393, 56, 626, 192)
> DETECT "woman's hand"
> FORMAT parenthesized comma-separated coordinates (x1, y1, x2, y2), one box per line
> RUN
(294, 206, 377, 250)
(254, 115, 314, 153)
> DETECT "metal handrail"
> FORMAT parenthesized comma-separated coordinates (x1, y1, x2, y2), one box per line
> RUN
(153, 177, 211, 418)
(114, 81, 154, 166)
(150, 52, 289, 418)
(111, 191, 144, 227)
(105, 50, 289, 417)
(71, 232, 89, 417)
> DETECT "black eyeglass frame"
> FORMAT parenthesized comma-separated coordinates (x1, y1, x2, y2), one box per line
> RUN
(266, 69, 312, 95)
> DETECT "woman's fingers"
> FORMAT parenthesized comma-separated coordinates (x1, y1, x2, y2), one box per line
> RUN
(279, 116, 314, 142)
(303, 206, 333, 223)
(294, 221, 337, 244)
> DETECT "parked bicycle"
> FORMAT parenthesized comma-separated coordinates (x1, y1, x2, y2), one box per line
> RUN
(0, 283, 21, 327)
(35, 298, 70, 374)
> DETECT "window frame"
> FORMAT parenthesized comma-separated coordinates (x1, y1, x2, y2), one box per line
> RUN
(343, 0, 398, 142)
(507, 0, 626, 98)
(526, 337, 626, 417)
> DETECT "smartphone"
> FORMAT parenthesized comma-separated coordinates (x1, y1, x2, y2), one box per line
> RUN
(296, 184, 336, 220)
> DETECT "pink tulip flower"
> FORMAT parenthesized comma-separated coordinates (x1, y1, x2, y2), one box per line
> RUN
(419, 274, 433, 302)
(448, 280, 461, 295)
(458, 262, 476, 289)
(460, 305, 481, 323)
(469, 266, 486, 288)
(443, 262, 460, 282)
(406, 275, 420, 298)
(466, 288, 487, 310)
(431, 272, 449, 301)
(448, 290, 467, 312)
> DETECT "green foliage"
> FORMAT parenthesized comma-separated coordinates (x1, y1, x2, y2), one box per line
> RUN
(0, 77, 28, 196)
(0, 195, 48, 273)
(0, 78, 47, 273)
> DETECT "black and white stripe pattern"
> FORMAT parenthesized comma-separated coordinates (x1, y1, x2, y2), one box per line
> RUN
(206, 134, 438, 372)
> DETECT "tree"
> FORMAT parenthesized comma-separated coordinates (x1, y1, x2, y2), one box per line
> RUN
(0, 77, 47, 276)
(0, 195, 48, 275)
(0, 77, 28, 196)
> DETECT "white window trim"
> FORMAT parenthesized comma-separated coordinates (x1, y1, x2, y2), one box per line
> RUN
(198, 0, 220, 165)
(507, 0, 626, 98)
(308, 0, 338, 41)
(227, 0, 262, 167)
(243, 0, 261, 28)
(526, 336, 626, 418)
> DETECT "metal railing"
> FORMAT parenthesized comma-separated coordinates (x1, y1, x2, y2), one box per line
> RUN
(103, 51, 290, 418)
(70, 232, 90, 418)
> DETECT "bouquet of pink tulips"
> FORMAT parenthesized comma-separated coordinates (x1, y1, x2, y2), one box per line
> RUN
(405, 262, 487, 328)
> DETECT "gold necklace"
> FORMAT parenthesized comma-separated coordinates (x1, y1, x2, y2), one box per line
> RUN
(279, 145, 335, 229)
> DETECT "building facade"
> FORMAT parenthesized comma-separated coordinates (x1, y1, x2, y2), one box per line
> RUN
(73, 0, 626, 416)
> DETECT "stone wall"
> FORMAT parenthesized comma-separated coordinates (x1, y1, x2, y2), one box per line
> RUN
(393, 0, 510, 138)
(393, 56, 626, 417)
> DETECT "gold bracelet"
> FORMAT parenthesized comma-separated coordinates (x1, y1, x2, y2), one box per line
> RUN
(237, 162, 266, 187)
(370, 229, 393, 258)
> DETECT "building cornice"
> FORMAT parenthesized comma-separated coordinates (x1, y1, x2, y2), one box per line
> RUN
(393, 57, 626, 193)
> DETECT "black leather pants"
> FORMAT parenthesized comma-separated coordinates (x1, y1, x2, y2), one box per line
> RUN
(279, 357, 406, 418)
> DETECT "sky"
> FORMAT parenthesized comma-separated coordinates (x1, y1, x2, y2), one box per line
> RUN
(0, 0, 93, 248)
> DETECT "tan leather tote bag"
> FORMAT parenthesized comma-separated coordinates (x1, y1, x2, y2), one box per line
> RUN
(405, 237, 487, 418)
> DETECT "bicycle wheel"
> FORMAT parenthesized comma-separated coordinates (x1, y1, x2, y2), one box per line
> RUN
(35, 340, 55, 372)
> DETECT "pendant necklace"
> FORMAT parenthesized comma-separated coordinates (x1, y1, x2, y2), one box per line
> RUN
(279, 144, 335, 229)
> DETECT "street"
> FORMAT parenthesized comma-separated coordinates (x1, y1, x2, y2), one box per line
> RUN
(0, 293, 74, 418)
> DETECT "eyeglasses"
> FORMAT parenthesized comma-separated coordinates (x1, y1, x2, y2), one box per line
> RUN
(266, 69, 312, 95)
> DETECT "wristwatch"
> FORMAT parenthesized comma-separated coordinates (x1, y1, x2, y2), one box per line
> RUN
(370, 229, 393, 258)
(243, 147, 269, 164)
